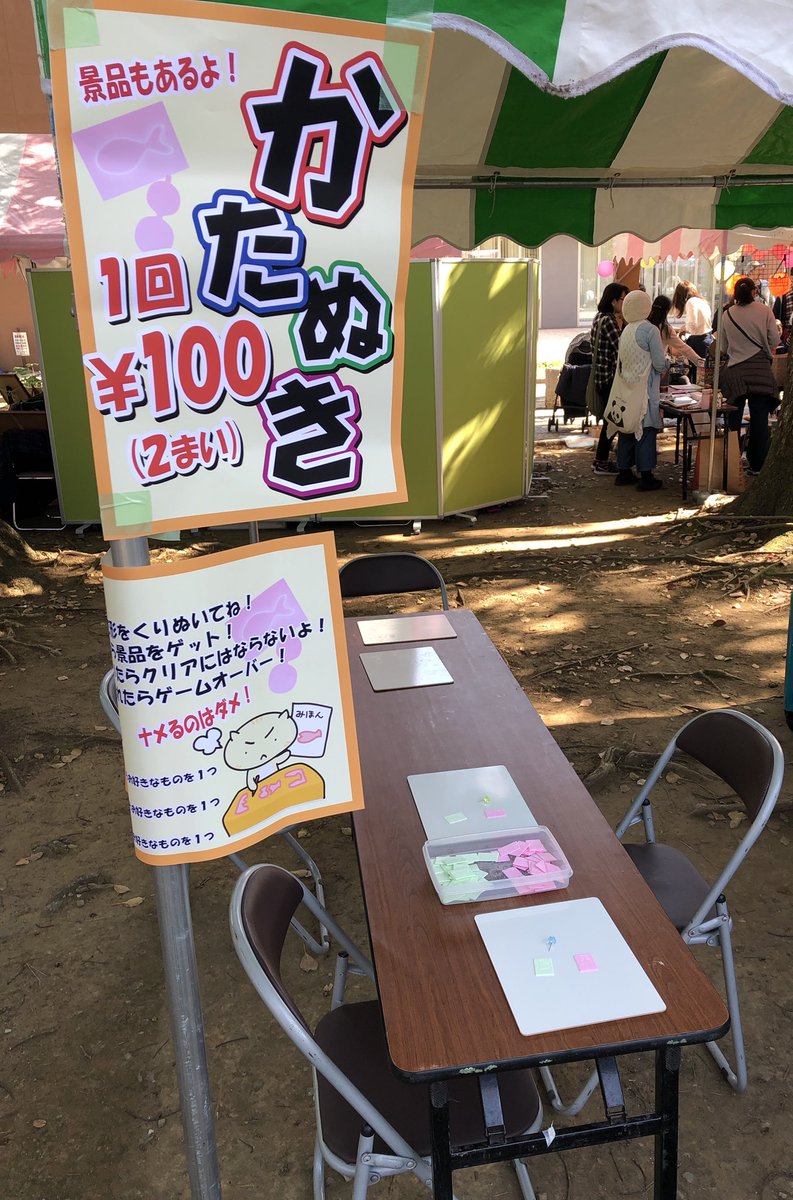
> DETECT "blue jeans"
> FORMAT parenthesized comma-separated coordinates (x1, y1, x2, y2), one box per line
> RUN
(617, 428, 658, 473)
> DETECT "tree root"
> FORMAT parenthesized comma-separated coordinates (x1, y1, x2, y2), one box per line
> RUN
(528, 642, 646, 681)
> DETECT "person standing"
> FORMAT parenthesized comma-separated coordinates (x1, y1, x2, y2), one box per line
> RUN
(719, 275, 781, 474)
(648, 295, 705, 373)
(670, 280, 713, 362)
(588, 283, 629, 473)
(603, 290, 669, 491)
(772, 269, 793, 343)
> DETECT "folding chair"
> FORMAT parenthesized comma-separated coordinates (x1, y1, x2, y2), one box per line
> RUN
(99, 670, 330, 955)
(540, 709, 784, 1114)
(230, 863, 543, 1199)
(339, 552, 449, 610)
(4, 428, 65, 532)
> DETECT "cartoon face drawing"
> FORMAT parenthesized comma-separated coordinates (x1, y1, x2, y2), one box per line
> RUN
(224, 710, 298, 789)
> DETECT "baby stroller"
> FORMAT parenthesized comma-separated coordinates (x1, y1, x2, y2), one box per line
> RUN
(547, 334, 593, 432)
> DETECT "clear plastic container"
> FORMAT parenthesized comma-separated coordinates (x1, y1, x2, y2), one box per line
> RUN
(423, 825, 573, 906)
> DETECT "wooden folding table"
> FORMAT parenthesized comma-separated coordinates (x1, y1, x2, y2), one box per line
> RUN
(348, 609, 729, 1199)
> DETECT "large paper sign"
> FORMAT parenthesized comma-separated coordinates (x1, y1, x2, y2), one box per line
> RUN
(50, 1, 430, 538)
(102, 532, 363, 863)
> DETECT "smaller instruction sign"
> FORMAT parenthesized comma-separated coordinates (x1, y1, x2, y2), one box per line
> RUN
(102, 530, 363, 864)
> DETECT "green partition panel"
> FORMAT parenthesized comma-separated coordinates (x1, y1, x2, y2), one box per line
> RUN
(333, 260, 439, 520)
(28, 269, 100, 524)
(439, 261, 528, 514)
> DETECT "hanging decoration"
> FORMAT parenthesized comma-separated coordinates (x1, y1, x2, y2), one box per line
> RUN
(769, 271, 791, 297)
(712, 258, 736, 281)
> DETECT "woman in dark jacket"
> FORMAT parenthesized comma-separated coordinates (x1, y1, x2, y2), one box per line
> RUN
(589, 283, 629, 473)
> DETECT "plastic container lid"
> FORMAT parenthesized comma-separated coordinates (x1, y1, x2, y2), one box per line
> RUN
(423, 825, 573, 906)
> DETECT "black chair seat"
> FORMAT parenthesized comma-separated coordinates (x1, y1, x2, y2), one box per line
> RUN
(315, 1000, 540, 1163)
(624, 842, 713, 931)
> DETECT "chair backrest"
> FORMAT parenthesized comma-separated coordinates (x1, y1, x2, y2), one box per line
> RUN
(99, 669, 121, 734)
(674, 710, 784, 923)
(234, 863, 309, 1027)
(675, 709, 782, 822)
(339, 552, 449, 609)
(4, 428, 54, 473)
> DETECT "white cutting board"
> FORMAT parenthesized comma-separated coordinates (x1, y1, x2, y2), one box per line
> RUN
(358, 613, 457, 645)
(360, 646, 453, 691)
(475, 897, 666, 1037)
(408, 765, 535, 839)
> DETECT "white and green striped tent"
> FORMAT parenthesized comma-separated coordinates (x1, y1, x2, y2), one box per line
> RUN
(32, 0, 793, 248)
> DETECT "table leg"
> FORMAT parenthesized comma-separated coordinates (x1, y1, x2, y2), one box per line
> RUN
(681, 420, 689, 502)
(654, 1045, 681, 1200)
(430, 1081, 453, 1200)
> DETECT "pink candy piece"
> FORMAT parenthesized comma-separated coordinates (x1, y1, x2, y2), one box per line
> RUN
(513, 857, 530, 870)
(574, 954, 598, 973)
(503, 866, 523, 880)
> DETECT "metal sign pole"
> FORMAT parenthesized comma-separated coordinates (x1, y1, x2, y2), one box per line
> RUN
(705, 255, 727, 493)
(109, 534, 221, 1200)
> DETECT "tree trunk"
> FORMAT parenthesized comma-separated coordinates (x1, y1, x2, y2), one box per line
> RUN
(0, 518, 49, 591)
(732, 353, 793, 515)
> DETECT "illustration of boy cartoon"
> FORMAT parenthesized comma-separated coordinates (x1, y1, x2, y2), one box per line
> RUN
(222, 709, 325, 837)
(223, 710, 297, 791)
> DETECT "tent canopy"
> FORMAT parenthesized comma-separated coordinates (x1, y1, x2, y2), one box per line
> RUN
(30, 1, 793, 252)
(0, 134, 66, 264)
(412, 32, 793, 248)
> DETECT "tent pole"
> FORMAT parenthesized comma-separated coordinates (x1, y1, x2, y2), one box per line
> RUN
(110, 535, 222, 1200)
(415, 174, 793, 191)
(705, 257, 727, 493)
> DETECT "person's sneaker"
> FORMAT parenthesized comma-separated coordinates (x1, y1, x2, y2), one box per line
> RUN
(743, 465, 761, 476)
(614, 470, 637, 486)
(592, 459, 619, 474)
(636, 475, 663, 491)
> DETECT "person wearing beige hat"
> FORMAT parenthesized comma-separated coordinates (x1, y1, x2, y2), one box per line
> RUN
(603, 289, 669, 491)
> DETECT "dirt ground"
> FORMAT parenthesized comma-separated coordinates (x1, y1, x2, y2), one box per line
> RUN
(1, 430, 792, 1200)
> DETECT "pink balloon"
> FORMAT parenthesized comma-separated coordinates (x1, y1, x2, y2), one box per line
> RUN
(597, 260, 614, 278)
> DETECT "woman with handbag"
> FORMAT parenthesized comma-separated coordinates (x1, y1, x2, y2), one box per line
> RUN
(587, 282, 629, 473)
(603, 290, 669, 491)
(718, 276, 781, 474)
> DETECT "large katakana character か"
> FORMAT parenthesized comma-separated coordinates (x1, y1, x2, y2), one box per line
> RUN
(243, 43, 407, 227)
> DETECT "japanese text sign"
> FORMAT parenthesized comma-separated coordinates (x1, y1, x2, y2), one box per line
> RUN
(102, 531, 363, 863)
(51, 1, 431, 538)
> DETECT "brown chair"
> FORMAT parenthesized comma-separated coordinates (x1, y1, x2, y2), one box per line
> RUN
(540, 709, 784, 1115)
(230, 863, 543, 1198)
(339, 552, 449, 609)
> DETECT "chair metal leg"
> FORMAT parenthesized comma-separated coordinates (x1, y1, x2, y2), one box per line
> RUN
(331, 951, 350, 1009)
(280, 829, 331, 954)
(351, 1128, 375, 1200)
(703, 907, 747, 1092)
(513, 1158, 538, 1200)
(538, 1063, 599, 1115)
(312, 1135, 326, 1200)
